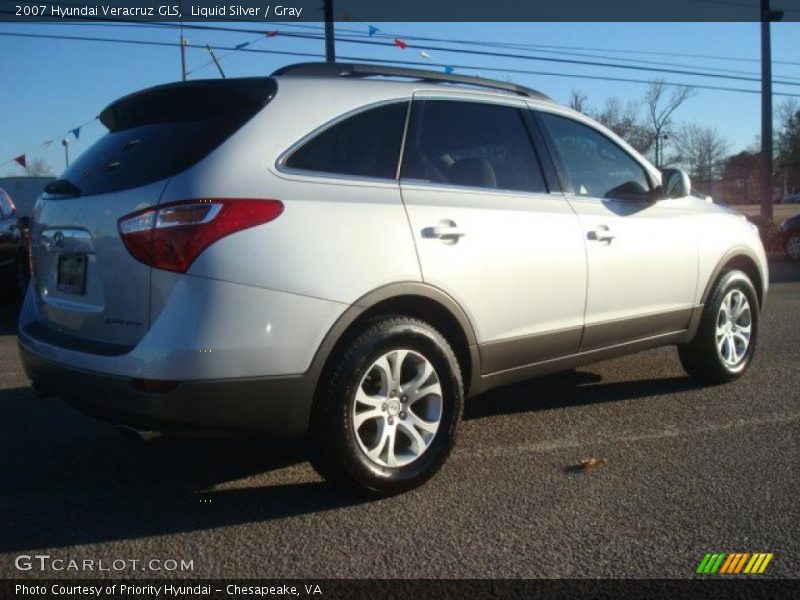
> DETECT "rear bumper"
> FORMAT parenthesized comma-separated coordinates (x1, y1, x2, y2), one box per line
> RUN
(19, 343, 314, 435)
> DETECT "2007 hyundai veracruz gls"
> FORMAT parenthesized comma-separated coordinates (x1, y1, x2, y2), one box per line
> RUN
(19, 63, 767, 494)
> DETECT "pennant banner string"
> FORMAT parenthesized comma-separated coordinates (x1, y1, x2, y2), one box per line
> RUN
(0, 116, 97, 170)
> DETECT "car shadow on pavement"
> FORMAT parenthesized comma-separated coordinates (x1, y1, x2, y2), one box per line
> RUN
(0, 384, 367, 554)
(0, 367, 703, 554)
(465, 370, 697, 420)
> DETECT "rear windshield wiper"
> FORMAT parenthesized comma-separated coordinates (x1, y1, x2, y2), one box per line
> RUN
(45, 179, 82, 197)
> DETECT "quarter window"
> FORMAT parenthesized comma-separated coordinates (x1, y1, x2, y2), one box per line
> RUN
(401, 100, 548, 193)
(539, 112, 651, 201)
(285, 102, 408, 179)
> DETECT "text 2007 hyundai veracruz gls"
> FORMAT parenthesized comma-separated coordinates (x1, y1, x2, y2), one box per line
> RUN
(19, 63, 768, 494)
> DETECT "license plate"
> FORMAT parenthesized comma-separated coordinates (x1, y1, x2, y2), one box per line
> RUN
(57, 253, 87, 295)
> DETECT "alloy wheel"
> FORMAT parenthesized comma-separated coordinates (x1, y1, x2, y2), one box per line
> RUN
(715, 289, 752, 367)
(352, 349, 443, 468)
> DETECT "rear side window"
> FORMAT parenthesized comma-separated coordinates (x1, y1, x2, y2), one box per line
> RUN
(538, 112, 651, 201)
(401, 100, 547, 193)
(284, 102, 408, 179)
(54, 78, 277, 197)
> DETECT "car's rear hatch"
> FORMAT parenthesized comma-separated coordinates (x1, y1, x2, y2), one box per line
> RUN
(28, 78, 276, 350)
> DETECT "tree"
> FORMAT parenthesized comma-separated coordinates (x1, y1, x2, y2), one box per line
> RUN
(568, 89, 590, 114)
(566, 91, 653, 155)
(593, 98, 653, 155)
(24, 158, 55, 177)
(670, 123, 729, 195)
(776, 99, 800, 196)
(721, 151, 761, 205)
(645, 80, 695, 168)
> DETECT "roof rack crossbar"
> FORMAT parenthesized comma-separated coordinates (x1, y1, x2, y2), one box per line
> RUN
(271, 62, 552, 102)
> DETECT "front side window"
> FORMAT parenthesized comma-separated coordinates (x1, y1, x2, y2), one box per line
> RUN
(401, 100, 547, 193)
(285, 102, 408, 179)
(539, 112, 651, 201)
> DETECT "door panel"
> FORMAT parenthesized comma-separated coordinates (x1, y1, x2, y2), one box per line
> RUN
(570, 196, 697, 348)
(535, 110, 698, 349)
(399, 97, 587, 373)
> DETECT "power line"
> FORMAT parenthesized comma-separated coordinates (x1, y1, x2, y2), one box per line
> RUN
(41, 19, 800, 82)
(2, 29, 800, 98)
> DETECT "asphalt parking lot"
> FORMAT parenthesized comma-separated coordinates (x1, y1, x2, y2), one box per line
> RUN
(1, 262, 798, 580)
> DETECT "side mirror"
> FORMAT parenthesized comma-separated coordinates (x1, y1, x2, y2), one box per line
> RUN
(661, 168, 691, 199)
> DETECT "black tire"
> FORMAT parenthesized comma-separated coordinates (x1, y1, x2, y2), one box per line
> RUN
(308, 316, 463, 496)
(678, 270, 759, 385)
(786, 232, 800, 261)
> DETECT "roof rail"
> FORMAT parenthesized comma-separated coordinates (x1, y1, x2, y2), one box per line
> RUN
(271, 62, 553, 102)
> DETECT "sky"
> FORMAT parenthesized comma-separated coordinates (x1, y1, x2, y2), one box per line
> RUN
(1, 21, 799, 177)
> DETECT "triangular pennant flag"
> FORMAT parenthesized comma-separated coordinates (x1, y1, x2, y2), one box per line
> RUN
(341, 11, 355, 21)
(71, 127, 80, 140)
(444, 66, 455, 74)
(235, 42, 250, 50)
(14, 155, 26, 168)
(368, 25, 379, 36)
(266, 30, 278, 37)
(393, 38, 407, 50)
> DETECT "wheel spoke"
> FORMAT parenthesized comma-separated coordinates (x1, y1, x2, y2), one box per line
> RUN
(732, 331, 750, 349)
(397, 420, 426, 455)
(410, 382, 442, 404)
(354, 407, 383, 429)
(389, 350, 408, 389)
(354, 388, 383, 409)
(731, 337, 743, 362)
(407, 359, 434, 395)
(730, 292, 743, 321)
(372, 355, 393, 390)
(734, 294, 749, 320)
(407, 410, 439, 434)
(383, 427, 398, 467)
(366, 422, 391, 461)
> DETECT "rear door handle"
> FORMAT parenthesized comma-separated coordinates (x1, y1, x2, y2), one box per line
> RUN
(423, 226, 466, 240)
(587, 225, 615, 243)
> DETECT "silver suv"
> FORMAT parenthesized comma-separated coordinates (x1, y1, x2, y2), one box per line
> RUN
(19, 63, 768, 494)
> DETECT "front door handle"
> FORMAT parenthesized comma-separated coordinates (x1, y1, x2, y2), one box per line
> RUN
(587, 225, 615, 243)
(423, 225, 466, 240)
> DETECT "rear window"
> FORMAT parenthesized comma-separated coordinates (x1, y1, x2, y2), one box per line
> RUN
(53, 78, 276, 196)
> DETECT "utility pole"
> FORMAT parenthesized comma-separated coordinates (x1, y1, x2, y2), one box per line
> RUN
(61, 138, 70, 168)
(324, 0, 335, 63)
(760, 0, 784, 220)
(180, 30, 187, 81)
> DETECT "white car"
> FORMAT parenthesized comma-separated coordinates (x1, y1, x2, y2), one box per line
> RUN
(19, 63, 768, 494)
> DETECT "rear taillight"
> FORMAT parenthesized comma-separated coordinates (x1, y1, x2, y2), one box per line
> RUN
(118, 199, 283, 273)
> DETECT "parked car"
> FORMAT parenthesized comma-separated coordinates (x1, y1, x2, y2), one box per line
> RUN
(781, 213, 800, 260)
(19, 63, 768, 494)
(778, 193, 800, 204)
(0, 187, 26, 297)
